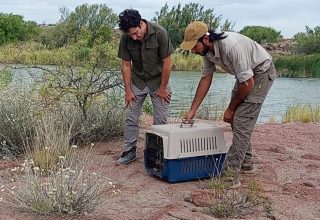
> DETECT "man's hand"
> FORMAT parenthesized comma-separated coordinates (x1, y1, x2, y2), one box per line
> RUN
(223, 107, 235, 124)
(184, 110, 196, 123)
(125, 89, 136, 108)
(156, 86, 171, 104)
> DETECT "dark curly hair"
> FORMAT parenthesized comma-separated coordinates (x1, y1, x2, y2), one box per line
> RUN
(118, 9, 141, 32)
(198, 30, 228, 42)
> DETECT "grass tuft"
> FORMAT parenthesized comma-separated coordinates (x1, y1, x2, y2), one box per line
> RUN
(283, 104, 320, 123)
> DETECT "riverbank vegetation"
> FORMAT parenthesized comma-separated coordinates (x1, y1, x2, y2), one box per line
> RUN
(283, 104, 320, 123)
(1, 3, 320, 76)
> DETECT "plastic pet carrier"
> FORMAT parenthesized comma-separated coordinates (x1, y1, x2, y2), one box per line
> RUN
(144, 121, 228, 183)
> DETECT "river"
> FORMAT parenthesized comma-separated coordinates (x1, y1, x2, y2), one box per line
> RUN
(169, 71, 320, 122)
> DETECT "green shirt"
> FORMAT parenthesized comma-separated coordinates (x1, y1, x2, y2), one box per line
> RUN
(118, 20, 174, 91)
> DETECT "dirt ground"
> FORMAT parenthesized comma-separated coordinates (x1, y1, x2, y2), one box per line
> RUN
(0, 120, 320, 220)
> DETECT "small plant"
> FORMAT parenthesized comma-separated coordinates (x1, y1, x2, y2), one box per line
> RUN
(0, 87, 36, 156)
(267, 114, 278, 123)
(142, 96, 153, 116)
(0, 69, 13, 89)
(208, 177, 269, 218)
(30, 111, 73, 173)
(0, 110, 119, 215)
(1, 147, 117, 215)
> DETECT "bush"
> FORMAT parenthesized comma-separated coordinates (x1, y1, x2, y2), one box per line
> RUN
(0, 13, 40, 45)
(294, 26, 320, 54)
(0, 87, 36, 156)
(240, 26, 282, 44)
(1, 147, 118, 215)
(208, 178, 271, 218)
(0, 85, 125, 156)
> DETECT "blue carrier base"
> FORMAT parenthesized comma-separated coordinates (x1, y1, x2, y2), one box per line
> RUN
(144, 152, 226, 183)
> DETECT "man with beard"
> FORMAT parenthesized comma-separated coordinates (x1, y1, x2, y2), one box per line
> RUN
(116, 9, 174, 165)
(180, 21, 277, 188)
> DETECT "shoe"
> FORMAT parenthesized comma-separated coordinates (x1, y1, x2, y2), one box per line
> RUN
(116, 148, 137, 165)
(240, 163, 256, 174)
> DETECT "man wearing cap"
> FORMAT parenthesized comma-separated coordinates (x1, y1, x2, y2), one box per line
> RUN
(116, 9, 174, 165)
(180, 21, 276, 188)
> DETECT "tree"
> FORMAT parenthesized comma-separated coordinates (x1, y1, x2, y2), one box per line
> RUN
(0, 13, 40, 45)
(38, 4, 117, 48)
(220, 19, 235, 32)
(240, 26, 282, 43)
(28, 40, 122, 120)
(152, 3, 232, 49)
(293, 26, 320, 54)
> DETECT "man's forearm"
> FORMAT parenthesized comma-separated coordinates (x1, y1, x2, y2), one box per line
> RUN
(160, 56, 172, 88)
(228, 78, 254, 110)
(121, 61, 132, 92)
(190, 74, 213, 112)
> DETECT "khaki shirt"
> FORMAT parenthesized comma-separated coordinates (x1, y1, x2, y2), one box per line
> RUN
(118, 20, 174, 91)
(202, 32, 273, 83)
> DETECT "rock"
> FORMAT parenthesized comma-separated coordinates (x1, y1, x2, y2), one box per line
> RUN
(303, 182, 315, 188)
(187, 189, 217, 207)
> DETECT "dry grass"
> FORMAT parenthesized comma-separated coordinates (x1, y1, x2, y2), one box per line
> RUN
(1, 148, 116, 215)
(283, 104, 320, 123)
(0, 112, 118, 215)
(30, 112, 73, 173)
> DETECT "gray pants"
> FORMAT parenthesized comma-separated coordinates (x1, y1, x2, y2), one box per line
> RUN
(123, 84, 171, 152)
(225, 64, 276, 173)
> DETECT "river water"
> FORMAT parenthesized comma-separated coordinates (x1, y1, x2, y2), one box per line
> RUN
(3, 66, 320, 123)
(169, 71, 320, 123)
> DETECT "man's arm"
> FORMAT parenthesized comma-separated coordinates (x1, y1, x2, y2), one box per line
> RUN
(185, 73, 213, 121)
(223, 77, 254, 123)
(156, 55, 172, 103)
(121, 60, 136, 107)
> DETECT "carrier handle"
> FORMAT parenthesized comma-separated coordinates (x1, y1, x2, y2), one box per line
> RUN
(180, 119, 194, 128)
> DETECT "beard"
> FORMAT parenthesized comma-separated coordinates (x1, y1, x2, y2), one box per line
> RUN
(195, 46, 210, 56)
(195, 41, 210, 56)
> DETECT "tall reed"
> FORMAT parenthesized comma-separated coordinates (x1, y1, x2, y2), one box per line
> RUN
(274, 54, 320, 77)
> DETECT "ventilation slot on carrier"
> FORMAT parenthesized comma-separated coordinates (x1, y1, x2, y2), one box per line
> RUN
(180, 136, 218, 154)
(179, 155, 223, 174)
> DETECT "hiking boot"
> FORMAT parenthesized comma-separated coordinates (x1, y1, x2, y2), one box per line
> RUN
(116, 148, 137, 165)
(240, 163, 256, 174)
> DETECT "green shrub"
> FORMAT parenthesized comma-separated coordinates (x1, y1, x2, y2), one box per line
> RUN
(294, 26, 320, 54)
(274, 54, 320, 77)
(240, 26, 282, 43)
(142, 96, 153, 116)
(0, 13, 40, 45)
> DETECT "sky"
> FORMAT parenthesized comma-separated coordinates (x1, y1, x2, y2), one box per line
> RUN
(1, 0, 319, 38)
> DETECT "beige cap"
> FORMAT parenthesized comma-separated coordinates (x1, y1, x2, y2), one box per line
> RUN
(180, 21, 208, 50)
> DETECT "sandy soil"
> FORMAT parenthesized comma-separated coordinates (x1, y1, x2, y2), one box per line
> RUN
(0, 120, 319, 220)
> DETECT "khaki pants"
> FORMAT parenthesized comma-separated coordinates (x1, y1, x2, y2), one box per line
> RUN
(225, 64, 276, 173)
